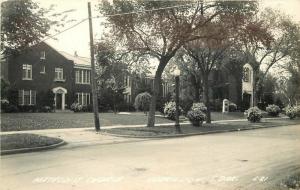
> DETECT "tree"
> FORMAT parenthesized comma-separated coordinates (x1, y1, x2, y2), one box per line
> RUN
(134, 92, 151, 114)
(166, 51, 203, 103)
(238, 8, 300, 105)
(222, 48, 246, 109)
(276, 40, 300, 106)
(95, 41, 128, 113)
(98, 0, 235, 127)
(95, 39, 153, 112)
(1, 0, 73, 53)
(184, 38, 232, 123)
(0, 78, 10, 99)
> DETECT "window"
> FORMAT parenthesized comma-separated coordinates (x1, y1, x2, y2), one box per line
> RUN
(87, 71, 90, 84)
(83, 70, 87, 83)
(76, 93, 90, 105)
(75, 70, 80, 83)
(79, 71, 82, 83)
(124, 76, 128, 86)
(243, 67, 250, 82)
(40, 65, 46, 74)
(55, 67, 64, 81)
(75, 69, 91, 84)
(22, 64, 32, 80)
(18, 90, 36, 105)
(40, 51, 45, 60)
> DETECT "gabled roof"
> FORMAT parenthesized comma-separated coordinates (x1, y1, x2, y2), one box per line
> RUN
(59, 51, 91, 67)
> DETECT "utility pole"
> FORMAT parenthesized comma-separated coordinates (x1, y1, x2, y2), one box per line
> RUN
(200, 0, 204, 15)
(175, 75, 182, 134)
(88, 2, 100, 131)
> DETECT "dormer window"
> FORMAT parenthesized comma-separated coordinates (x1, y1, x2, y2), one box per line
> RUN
(40, 51, 46, 60)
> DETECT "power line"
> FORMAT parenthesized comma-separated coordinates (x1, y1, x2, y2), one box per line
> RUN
(1, 18, 89, 59)
(92, 0, 256, 19)
(42, 18, 88, 41)
(1, 0, 256, 59)
(93, 1, 200, 19)
(1, 2, 200, 59)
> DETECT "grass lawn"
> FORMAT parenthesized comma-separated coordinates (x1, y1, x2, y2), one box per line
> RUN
(0, 111, 291, 132)
(0, 112, 173, 131)
(210, 111, 286, 121)
(102, 119, 300, 137)
(277, 172, 300, 189)
(1, 133, 63, 150)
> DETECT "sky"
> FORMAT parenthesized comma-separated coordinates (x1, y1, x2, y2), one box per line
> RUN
(37, 0, 300, 58)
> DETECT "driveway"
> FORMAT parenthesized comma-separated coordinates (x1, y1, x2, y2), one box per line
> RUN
(1, 124, 300, 190)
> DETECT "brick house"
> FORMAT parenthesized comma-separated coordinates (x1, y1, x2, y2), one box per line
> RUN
(2, 41, 244, 112)
(3, 42, 92, 110)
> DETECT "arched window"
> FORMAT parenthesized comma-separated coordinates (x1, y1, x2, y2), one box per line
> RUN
(243, 67, 250, 82)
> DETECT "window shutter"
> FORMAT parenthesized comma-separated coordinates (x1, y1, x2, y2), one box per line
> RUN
(18, 90, 23, 105)
(22, 66, 26, 79)
(29, 65, 32, 79)
(31, 91, 36, 105)
(75, 70, 79, 83)
(87, 71, 90, 84)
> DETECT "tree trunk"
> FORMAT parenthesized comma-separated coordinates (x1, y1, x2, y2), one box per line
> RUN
(235, 74, 243, 110)
(252, 66, 259, 107)
(195, 86, 200, 102)
(147, 61, 168, 127)
(203, 75, 211, 123)
(190, 74, 200, 102)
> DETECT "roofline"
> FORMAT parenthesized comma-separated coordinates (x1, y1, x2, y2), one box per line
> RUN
(74, 64, 91, 69)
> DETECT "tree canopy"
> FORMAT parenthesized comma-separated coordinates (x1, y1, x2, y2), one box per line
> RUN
(1, 0, 73, 53)
(97, 0, 264, 127)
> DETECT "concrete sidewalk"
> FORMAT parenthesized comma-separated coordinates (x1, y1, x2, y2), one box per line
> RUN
(0, 116, 288, 135)
(0, 117, 290, 150)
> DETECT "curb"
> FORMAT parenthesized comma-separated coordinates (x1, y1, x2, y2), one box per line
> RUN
(0, 117, 289, 135)
(1, 140, 66, 155)
(101, 124, 293, 139)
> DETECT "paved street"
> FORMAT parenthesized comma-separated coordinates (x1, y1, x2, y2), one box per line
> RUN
(1, 124, 300, 190)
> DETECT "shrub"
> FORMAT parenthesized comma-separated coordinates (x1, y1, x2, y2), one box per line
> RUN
(179, 99, 193, 115)
(5, 104, 19, 113)
(70, 103, 83, 112)
(134, 92, 152, 113)
(1, 99, 19, 113)
(1, 99, 10, 112)
(87, 104, 93, 112)
(37, 90, 55, 109)
(186, 103, 206, 127)
(245, 106, 262, 123)
(229, 102, 237, 112)
(7, 89, 18, 106)
(163, 101, 183, 120)
(98, 103, 111, 112)
(209, 99, 222, 111)
(82, 105, 88, 112)
(285, 106, 297, 119)
(117, 102, 135, 112)
(266, 104, 280, 117)
(18, 105, 37, 112)
(1, 79, 10, 98)
(191, 102, 207, 112)
(80, 104, 93, 112)
(156, 97, 166, 114)
(296, 106, 300, 117)
(39, 106, 52, 113)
